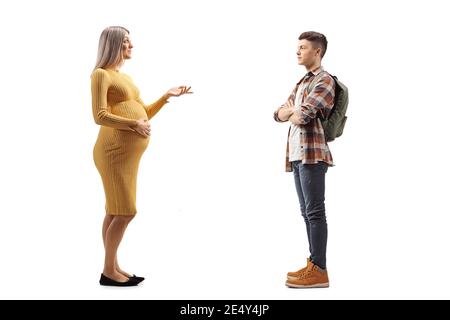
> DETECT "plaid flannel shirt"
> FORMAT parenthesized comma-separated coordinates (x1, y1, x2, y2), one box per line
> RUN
(274, 67, 335, 172)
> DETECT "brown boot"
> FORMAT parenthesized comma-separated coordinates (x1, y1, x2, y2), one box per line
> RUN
(285, 263, 329, 288)
(286, 258, 312, 280)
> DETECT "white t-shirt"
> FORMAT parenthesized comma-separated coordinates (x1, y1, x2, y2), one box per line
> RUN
(288, 84, 306, 162)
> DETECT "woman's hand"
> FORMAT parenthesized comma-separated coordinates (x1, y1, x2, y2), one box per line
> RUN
(165, 86, 193, 98)
(131, 119, 151, 137)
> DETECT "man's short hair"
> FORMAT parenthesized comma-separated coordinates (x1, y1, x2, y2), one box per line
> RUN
(299, 31, 328, 58)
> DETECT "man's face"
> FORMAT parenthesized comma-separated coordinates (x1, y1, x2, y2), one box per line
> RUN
(297, 39, 320, 67)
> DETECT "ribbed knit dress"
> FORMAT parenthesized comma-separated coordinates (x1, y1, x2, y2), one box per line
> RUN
(91, 68, 168, 215)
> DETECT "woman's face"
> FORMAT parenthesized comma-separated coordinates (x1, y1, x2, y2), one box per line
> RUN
(122, 33, 133, 60)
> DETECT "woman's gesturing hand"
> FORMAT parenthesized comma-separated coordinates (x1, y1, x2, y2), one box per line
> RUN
(165, 86, 193, 98)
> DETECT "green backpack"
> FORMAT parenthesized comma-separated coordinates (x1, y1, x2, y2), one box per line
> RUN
(307, 72, 349, 142)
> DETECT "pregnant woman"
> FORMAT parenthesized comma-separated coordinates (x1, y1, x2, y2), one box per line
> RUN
(91, 26, 192, 286)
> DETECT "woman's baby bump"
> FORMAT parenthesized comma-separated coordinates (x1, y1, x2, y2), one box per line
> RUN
(110, 100, 148, 120)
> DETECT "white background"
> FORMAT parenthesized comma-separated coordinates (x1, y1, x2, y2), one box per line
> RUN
(0, 0, 449, 299)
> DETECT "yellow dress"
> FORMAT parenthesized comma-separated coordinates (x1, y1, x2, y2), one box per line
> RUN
(91, 68, 168, 215)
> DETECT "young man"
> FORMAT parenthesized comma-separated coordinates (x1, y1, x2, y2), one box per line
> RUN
(274, 31, 335, 288)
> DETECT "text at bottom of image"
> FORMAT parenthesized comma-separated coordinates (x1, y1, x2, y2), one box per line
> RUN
(180, 304, 270, 318)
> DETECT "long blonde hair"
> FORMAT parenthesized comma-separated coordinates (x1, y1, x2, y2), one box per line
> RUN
(94, 26, 129, 70)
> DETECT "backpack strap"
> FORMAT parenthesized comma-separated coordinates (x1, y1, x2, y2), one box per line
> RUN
(305, 70, 327, 120)
(306, 70, 326, 94)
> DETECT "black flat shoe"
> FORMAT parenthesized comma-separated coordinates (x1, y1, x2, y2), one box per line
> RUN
(99, 274, 139, 287)
(131, 274, 145, 283)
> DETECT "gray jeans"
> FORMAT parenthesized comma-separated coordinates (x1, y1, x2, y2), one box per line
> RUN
(292, 161, 328, 269)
